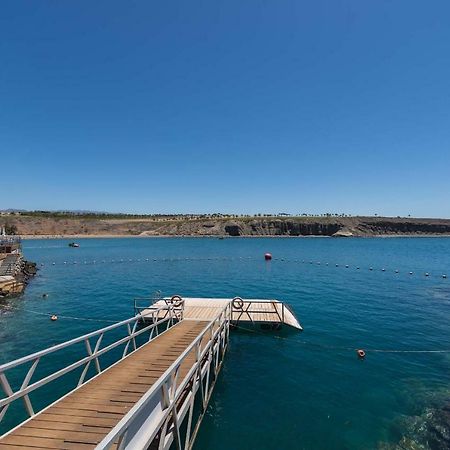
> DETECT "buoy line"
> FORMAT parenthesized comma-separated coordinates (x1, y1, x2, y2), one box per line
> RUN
(2, 306, 449, 356)
(233, 325, 450, 355)
(2, 305, 120, 323)
(38, 255, 448, 280)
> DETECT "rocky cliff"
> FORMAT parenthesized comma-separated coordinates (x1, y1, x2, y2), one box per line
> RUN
(6, 215, 450, 237)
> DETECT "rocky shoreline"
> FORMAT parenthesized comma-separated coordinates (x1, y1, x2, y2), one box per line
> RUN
(0, 258, 37, 298)
(0, 233, 37, 298)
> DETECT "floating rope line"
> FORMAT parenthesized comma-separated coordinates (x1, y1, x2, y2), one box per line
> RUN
(3, 305, 449, 355)
(1, 305, 120, 323)
(233, 325, 450, 355)
(38, 256, 448, 280)
(364, 349, 450, 353)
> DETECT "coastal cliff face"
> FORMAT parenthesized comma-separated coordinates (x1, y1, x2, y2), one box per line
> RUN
(5, 216, 450, 237)
(223, 220, 341, 236)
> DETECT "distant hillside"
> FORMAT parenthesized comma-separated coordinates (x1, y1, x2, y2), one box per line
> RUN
(3, 215, 450, 237)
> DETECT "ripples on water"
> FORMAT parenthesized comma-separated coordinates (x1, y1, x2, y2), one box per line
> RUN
(1, 237, 449, 449)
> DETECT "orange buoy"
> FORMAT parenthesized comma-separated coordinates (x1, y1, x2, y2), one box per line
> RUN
(50, 315, 58, 321)
(264, 253, 272, 261)
(357, 349, 366, 358)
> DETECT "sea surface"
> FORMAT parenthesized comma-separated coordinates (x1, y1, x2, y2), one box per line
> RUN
(1, 237, 450, 449)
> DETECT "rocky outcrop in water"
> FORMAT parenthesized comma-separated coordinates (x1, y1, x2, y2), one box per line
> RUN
(379, 402, 450, 450)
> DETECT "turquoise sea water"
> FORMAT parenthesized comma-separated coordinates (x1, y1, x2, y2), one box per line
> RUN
(1, 237, 450, 449)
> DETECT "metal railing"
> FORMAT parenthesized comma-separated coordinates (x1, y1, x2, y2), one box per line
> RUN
(231, 298, 285, 324)
(96, 301, 232, 450)
(0, 236, 21, 246)
(0, 303, 183, 425)
(134, 295, 185, 322)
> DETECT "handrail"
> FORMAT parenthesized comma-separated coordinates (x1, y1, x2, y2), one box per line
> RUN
(231, 299, 284, 323)
(0, 237, 21, 245)
(0, 303, 184, 423)
(0, 305, 173, 372)
(96, 301, 232, 450)
(133, 295, 183, 317)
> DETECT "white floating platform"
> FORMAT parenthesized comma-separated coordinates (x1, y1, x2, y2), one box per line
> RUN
(138, 297, 302, 330)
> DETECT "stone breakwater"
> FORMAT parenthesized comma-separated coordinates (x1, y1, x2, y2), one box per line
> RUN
(7, 216, 450, 237)
(0, 257, 37, 298)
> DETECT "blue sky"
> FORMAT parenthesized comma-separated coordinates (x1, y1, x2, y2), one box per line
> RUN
(1, 1, 450, 217)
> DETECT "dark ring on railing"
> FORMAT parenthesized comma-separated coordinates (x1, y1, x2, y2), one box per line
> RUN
(232, 297, 244, 310)
(170, 295, 183, 308)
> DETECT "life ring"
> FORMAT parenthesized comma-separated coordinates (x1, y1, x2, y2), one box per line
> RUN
(232, 297, 244, 310)
(50, 315, 58, 321)
(357, 349, 365, 358)
(170, 295, 183, 308)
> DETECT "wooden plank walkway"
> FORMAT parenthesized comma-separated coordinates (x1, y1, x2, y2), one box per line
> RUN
(0, 320, 207, 450)
(141, 298, 302, 329)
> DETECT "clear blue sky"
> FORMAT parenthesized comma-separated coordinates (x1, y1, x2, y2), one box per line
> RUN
(1, 1, 450, 217)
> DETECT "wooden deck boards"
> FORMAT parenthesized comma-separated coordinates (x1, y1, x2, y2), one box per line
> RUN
(0, 320, 207, 450)
(141, 298, 302, 329)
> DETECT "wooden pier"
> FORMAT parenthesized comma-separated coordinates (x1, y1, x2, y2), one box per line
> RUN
(0, 296, 301, 450)
(137, 297, 302, 330)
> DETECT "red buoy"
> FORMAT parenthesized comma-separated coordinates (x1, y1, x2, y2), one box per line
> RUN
(264, 253, 272, 261)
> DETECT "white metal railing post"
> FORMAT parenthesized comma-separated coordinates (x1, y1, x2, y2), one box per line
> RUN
(117, 429, 129, 450)
(93, 334, 104, 372)
(0, 373, 14, 421)
(131, 322, 138, 350)
(169, 366, 182, 450)
(202, 326, 214, 407)
(19, 357, 40, 416)
(184, 339, 201, 450)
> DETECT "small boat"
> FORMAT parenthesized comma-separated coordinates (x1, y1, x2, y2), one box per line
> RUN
(68, 243, 80, 248)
